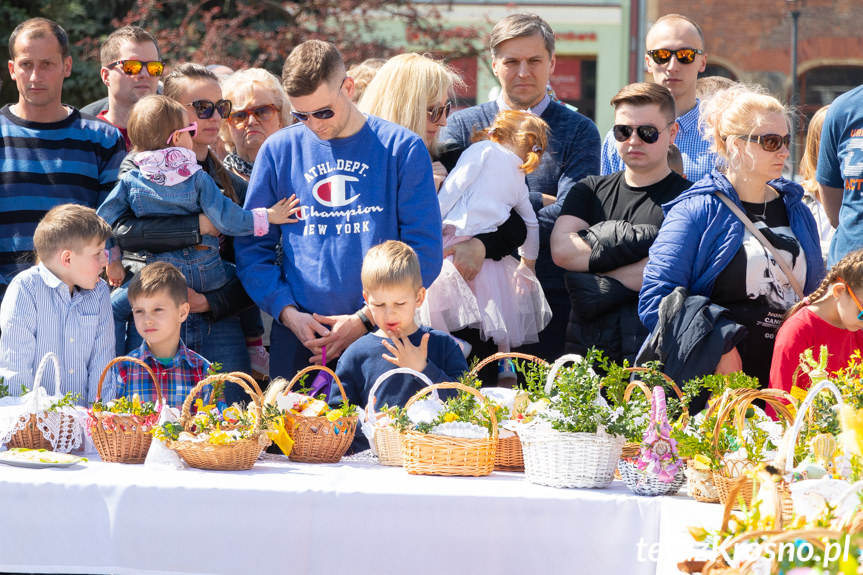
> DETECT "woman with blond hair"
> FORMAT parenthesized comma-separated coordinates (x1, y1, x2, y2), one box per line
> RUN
(220, 68, 293, 181)
(639, 86, 825, 386)
(799, 105, 833, 261)
(359, 53, 462, 189)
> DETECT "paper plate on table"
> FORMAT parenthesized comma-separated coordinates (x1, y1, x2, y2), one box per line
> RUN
(0, 448, 84, 468)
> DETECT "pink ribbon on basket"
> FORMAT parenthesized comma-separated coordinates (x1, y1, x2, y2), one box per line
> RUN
(636, 386, 681, 482)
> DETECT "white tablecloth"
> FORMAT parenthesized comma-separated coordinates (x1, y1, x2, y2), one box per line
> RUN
(0, 453, 724, 575)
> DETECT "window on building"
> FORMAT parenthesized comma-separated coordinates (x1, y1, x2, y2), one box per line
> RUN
(799, 65, 863, 117)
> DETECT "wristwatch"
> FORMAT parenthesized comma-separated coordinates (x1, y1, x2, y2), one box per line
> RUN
(355, 309, 374, 332)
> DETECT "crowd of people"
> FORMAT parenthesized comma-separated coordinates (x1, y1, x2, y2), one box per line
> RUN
(0, 12, 861, 427)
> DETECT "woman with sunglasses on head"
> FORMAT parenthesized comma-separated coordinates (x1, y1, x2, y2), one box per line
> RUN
(220, 68, 293, 181)
(108, 64, 267, 395)
(639, 85, 825, 388)
(770, 249, 863, 394)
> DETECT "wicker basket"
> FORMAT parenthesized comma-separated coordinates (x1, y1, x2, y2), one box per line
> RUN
(469, 352, 550, 471)
(167, 373, 270, 471)
(266, 365, 357, 463)
(366, 367, 436, 467)
(517, 354, 626, 489)
(401, 381, 498, 476)
(686, 459, 720, 503)
(710, 389, 794, 511)
(618, 459, 686, 496)
(6, 353, 81, 452)
(89, 356, 162, 464)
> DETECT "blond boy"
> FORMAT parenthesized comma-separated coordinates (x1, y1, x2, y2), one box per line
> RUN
(332, 241, 468, 450)
(0, 204, 113, 405)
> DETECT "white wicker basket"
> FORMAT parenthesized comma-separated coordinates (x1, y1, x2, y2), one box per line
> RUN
(516, 354, 626, 489)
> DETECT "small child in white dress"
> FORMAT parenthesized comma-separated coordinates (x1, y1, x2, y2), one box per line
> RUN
(422, 109, 552, 360)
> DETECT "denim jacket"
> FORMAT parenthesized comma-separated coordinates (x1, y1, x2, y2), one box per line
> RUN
(98, 167, 259, 292)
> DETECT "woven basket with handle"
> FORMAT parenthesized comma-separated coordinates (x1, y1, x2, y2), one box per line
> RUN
(365, 367, 436, 467)
(89, 356, 163, 464)
(166, 373, 270, 471)
(7, 353, 79, 452)
(517, 354, 625, 489)
(469, 352, 550, 471)
(401, 381, 498, 477)
(709, 389, 794, 512)
(266, 365, 357, 463)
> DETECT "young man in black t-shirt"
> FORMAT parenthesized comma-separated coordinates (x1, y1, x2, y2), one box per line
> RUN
(550, 82, 692, 363)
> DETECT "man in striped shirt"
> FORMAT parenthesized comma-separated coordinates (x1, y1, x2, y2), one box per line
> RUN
(600, 14, 717, 183)
(1, 18, 126, 301)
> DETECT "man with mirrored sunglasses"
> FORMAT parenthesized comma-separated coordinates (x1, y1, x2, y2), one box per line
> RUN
(82, 26, 161, 150)
(437, 13, 601, 369)
(0, 18, 126, 303)
(601, 14, 717, 184)
(552, 82, 691, 364)
(235, 40, 442, 378)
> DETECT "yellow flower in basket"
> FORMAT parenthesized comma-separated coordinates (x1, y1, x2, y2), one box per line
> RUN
(443, 412, 459, 423)
(209, 430, 231, 445)
(325, 409, 343, 422)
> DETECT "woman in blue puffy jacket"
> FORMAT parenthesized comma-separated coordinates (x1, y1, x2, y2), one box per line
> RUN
(639, 86, 825, 385)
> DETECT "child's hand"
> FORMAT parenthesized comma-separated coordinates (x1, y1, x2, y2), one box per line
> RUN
(381, 330, 429, 373)
(267, 194, 301, 224)
(106, 260, 125, 288)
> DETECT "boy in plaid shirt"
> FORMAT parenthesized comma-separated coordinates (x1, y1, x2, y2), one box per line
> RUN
(111, 262, 210, 407)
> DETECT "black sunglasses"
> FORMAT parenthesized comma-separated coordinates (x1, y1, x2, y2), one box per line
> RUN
(612, 123, 673, 144)
(185, 99, 232, 120)
(291, 78, 346, 123)
(647, 48, 704, 65)
(428, 101, 452, 124)
(736, 133, 791, 153)
(108, 59, 164, 77)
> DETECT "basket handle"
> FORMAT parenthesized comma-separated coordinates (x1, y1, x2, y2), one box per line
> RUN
(781, 379, 845, 475)
(96, 355, 162, 404)
(544, 354, 587, 395)
(468, 352, 549, 377)
(404, 381, 498, 440)
(266, 365, 347, 405)
(179, 373, 262, 430)
(366, 367, 436, 422)
(623, 380, 652, 403)
(710, 389, 794, 457)
(226, 371, 264, 399)
(33, 352, 62, 397)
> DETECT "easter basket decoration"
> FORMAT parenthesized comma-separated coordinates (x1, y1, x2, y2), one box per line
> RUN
(469, 352, 550, 471)
(516, 354, 626, 489)
(88, 356, 162, 464)
(265, 365, 357, 463)
(1, 352, 84, 452)
(400, 381, 498, 477)
(618, 367, 688, 459)
(365, 367, 436, 467)
(166, 373, 270, 471)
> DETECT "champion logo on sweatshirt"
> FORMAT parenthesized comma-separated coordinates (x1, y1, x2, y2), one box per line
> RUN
(312, 174, 360, 207)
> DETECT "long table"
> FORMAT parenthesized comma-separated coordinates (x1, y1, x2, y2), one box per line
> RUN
(0, 452, 724, 575)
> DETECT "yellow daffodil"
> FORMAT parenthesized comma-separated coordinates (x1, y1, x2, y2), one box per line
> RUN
(444, 412, 459, 423)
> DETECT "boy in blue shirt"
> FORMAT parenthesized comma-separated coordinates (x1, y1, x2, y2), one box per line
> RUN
(110, 262, 210, 408)
(332, 241, 468, 451)
(0, 204, 114, 405)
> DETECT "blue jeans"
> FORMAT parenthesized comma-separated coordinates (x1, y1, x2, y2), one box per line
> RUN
(182, 313, 251, 405)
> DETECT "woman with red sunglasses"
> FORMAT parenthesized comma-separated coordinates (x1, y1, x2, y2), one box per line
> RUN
(639, 86, 825, 391)
(770, 249, 863, 394)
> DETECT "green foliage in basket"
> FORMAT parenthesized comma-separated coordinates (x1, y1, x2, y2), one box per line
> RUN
(513, 358, 551, 402)
(534, 349, 627, 436)
(602, 359, 687, 443)
(679, 371, 760, 410)
(387, 376, 495, 436)
(92, 394, 158, 416)
(19, 384, 81, 411)
(0, 376, 7, 398)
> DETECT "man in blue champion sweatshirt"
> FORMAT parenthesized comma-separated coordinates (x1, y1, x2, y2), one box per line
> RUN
(235, 40, 443, 378)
